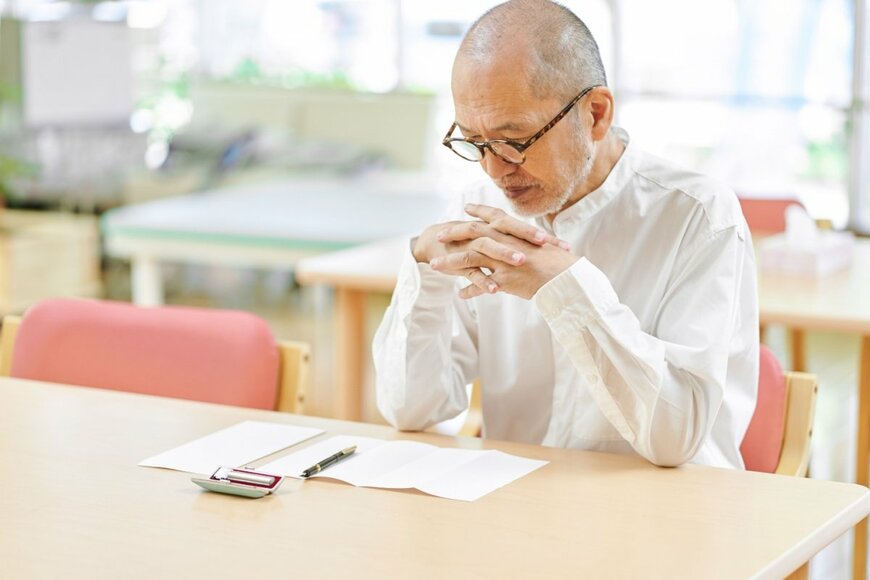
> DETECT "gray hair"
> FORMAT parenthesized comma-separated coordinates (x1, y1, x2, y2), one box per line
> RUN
(458, 0, 607, 101)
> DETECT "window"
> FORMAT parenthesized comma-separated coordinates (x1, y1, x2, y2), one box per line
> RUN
(615, 0, 853, 228)
(6, 0, 863, 228)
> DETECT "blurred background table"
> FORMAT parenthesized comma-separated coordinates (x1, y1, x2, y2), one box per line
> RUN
(296, 237, 408, 419)
(102, 173, 446, 307)
(759, 237, 870, 579)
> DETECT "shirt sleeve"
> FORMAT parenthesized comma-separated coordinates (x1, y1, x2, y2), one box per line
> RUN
(372, 243, 479, 431)
(533, 224, 758, 467)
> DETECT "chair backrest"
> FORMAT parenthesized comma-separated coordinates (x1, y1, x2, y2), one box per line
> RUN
(737, 197, 804, 236)
(0, 298, 307, 412)
(741, 345, 817, 476)
(741, 346, 787, 473)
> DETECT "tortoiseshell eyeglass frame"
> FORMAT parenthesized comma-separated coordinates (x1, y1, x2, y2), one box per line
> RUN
(442, 85, 600, 165)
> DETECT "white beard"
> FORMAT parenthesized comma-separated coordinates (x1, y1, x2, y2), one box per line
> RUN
(510, 131, 595, 218)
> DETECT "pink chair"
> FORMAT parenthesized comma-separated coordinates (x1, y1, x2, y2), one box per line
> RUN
(737, 197, 805, 236)
(0, 298, 308, 412)
(740, 345, 817, 476)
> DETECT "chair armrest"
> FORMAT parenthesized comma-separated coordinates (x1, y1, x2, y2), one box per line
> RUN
(276, 340, 310, 414)
(775, 372, 818, 477)
(0, 315, 22, 377)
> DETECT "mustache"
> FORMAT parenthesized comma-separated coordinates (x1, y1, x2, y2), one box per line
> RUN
(497, 180, 539, 189)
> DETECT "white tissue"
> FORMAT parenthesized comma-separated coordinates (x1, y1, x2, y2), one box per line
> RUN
(784, 205, 819, 247)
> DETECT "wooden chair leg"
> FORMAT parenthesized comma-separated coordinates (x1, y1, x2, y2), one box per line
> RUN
(790, 329, 806, 372)
(785, 562, 809, 580)
(334, 288, 365, 420)
(853, 336, 870, 580)
(855, 517, 868, 580)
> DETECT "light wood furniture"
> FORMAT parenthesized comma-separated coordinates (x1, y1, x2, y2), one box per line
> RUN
(0, 313, 308, 414)
(296, 237, 406, 419)
(275, 340, 310, 413)
(775, 372, 818, 477)
(0, 378, 867, 579)
(298, 236, 870, 577)
(771, 371, 818, 579)
(101, 174, 445, 307)
(0, 209, 101, 313)
(0, 313, 19, 377)
(759, 238, 870, 579)
(458, 378, 484, 438)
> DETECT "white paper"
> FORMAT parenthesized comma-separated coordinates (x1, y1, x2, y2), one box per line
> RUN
(139, 421, 324, 475)
(260, 435, 548, 501)
(332, 440, 437, 486)
(363, 447, 487, 490)
(416, 450, 547, 501)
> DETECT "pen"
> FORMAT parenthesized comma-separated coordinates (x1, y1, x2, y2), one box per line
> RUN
(301, 445, 357, 478)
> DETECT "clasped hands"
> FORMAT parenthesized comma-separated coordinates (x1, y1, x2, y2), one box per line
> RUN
(412, 203, 578, 300)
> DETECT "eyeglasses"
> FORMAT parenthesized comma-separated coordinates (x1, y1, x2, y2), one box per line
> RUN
(442, 85, 599, 165)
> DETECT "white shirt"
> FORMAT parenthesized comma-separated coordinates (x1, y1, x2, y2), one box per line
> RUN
(373, 128, 759, 468)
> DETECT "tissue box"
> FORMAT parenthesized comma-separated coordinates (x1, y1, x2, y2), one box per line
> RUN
(759, 231, 854, 276)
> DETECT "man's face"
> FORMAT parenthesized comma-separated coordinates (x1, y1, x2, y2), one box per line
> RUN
(451, 61, 594, 218)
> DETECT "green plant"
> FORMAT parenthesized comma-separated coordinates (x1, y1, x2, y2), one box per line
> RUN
(0, 82, 38, 202)
(222, 58, 357, 91)
(804, 133, 848, 183)
(0, 155, 39, 201)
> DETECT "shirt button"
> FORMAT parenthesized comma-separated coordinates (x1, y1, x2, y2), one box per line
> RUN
(586, 374, 599, 383)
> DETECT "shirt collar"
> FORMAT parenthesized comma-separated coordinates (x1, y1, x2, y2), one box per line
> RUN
(537, 126, 634, 230)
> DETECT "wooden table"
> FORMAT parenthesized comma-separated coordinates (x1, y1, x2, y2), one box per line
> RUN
(298, 236, 870, 577)
(1, 378, 868, 579)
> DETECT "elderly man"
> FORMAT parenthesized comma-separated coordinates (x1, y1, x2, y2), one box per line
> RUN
(373, 0, 758, 468)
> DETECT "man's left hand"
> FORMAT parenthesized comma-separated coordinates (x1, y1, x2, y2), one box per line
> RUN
(431, 203, 579, 300)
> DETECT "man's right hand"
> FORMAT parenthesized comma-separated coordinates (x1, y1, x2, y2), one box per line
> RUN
(411, 214, 568, 296)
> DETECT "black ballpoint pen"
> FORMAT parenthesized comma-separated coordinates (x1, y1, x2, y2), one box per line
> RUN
(300, 445, 357, 478)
